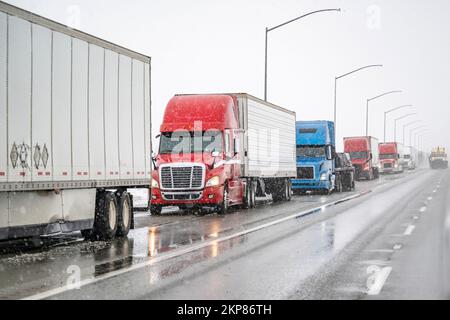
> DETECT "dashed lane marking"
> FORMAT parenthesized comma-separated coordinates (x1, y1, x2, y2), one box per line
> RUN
(367, 266, 393, 296)
(404, 225, 415, 236)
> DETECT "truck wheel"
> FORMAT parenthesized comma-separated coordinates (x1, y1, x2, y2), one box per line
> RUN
(217, 183, 229, 215)
(116, 192, 132, 237)
(244, 179, 257, 208)
(336, 178, 342, 193)
(93, 191, 118, 241)
(150, 205, 162, 216)
(285, 179, 292, 201)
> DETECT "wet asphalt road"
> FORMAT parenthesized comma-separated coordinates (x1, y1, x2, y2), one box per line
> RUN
(0, 169, 449, 300)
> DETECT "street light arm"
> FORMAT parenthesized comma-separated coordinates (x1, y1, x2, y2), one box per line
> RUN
(403, 120, 422, 128)
(394, 113, 417, 122)
(385, 104, 413, 115)
(368, 90, 402, 102)
(336, 64, 383, 80)
(267, 8, 341, 32)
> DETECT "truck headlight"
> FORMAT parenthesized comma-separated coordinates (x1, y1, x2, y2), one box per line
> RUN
(394, 163, 399, 169)
(151, 178, 159, 188)
(320, 173, 328, 181)
(206, 176, 220, 187)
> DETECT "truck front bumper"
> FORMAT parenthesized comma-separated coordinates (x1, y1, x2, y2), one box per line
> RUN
(291, 179, 330, 190)
(150, 186, 225, 207)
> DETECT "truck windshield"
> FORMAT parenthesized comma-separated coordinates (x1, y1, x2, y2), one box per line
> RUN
(380, 153, 398, 160)
(159, 131, 223, 154)
(297, 146, 326, 158)
(349, 152, 368, 160)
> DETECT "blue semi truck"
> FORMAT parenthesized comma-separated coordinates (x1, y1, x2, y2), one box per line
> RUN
(292, 121, 355, 195)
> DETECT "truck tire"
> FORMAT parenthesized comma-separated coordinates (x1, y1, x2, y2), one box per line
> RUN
(92, 191, 118, 241)
(285, 179, 292, 201)
(217, 183, 229, 215)
(116, 192, 132, 237)
(374, 168, 379, 179)
(150, 205, 162, 216)
(336, 176, 342, 193)
(244, 179, 257, 208)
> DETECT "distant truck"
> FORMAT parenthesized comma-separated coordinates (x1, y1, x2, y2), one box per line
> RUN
(0, 2, 152, 241)
(150, 94, 297, 214)
(343, 136, 380, 180)
(429, 147, 448, 169)
(403, 146, 417, 170)
(379, 142, 404, 174)
(292, 121, 354, 194)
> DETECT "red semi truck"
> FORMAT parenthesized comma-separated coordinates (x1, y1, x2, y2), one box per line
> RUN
(379, 142, 404, 174)
(343, 136, 380, 180)
(150, 94, 297, 214)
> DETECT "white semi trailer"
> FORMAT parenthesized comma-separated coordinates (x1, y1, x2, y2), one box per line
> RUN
(0, 2, 151, 241)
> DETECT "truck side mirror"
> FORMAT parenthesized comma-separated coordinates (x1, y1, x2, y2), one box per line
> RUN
(234, 137, 240, 156)
(326, 145, 333, 161)
(155, 134, 161, 139)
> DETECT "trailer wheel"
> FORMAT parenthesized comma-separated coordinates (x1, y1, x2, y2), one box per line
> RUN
(285, 179, 292, 201)
(244, 179, 256, 209)
(116, 192, 132, 237)
(92, 191, 118, 241)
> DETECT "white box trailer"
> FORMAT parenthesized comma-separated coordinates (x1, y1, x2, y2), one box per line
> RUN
(0, 2, 151, 240)
(235, 94, 296, 179)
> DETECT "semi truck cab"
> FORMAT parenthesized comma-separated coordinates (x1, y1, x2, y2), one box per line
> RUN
(151, 95, 244, 214)
(379, 142, 404, 174)
(343, 136, 380, 180)
(292, 121, 336, 194)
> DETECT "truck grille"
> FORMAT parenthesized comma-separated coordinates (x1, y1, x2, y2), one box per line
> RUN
(297, 167, 314, 179)
(160, 165, 204, 190)
(384, 163, 392, 168)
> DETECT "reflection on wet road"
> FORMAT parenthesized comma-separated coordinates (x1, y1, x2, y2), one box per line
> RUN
(0, 170, 436, 299)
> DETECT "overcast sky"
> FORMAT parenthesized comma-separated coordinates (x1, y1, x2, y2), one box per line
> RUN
(5, 0, 450, 152)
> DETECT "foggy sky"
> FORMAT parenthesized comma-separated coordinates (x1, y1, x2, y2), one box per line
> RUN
(5, 0, 450, 152)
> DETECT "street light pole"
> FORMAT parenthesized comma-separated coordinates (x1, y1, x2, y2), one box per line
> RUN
(264, 8, 341, 101)
(414, 130, 429, 150)
(366, 90, 402, 136)
(402, 120, 422, 145)
(383, 104, 413, 142)
(334, 64, 383, 137)
(409, 126, 428, 146)
(393, 113, 417, 142)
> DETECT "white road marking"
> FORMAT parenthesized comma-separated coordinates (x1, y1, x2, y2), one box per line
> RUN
(393, 244, 402, 250)
(428, 197, 433, 201)
(359, 260, 390, 266)
(420, 206, 427, 213)
(413, 216, 419, 220)
(367, 266, 393, 295)
(364, 249, 394, 253)
(22, 191, 370, 300)
(404, 225, 415, 235)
